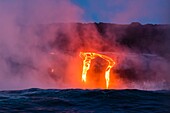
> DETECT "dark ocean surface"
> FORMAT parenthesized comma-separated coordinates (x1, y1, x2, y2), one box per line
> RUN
(0, 88, 169, 113)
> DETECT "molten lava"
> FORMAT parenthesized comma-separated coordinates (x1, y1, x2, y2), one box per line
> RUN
(80, 52, 115, 89)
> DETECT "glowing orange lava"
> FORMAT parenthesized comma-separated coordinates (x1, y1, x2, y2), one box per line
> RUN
(79, 52, 115, 89)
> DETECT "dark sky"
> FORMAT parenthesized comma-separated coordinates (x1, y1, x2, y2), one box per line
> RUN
(0, 0, 169, 24)
(71, 0, 170, 24)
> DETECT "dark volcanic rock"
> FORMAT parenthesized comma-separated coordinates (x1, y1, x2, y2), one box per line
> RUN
(47, 22, 170, 59)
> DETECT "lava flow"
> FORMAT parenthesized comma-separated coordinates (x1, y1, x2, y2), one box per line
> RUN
(79, 52, 115, 89)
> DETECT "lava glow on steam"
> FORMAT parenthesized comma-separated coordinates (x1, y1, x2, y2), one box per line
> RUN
(79, 52, 115, 89)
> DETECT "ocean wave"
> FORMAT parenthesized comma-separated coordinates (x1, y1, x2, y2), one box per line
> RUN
(0, 88, 169, 113)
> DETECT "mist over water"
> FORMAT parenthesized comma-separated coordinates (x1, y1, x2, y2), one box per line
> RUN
(0, 0, 170, 90)
(0, 0, 83, 90)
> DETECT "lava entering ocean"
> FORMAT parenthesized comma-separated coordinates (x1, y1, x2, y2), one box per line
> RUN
(49, 51, 170, 90)
(79, 52, 115, 89)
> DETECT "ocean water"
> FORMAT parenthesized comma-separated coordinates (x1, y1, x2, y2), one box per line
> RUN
(0, 88, 169, 113)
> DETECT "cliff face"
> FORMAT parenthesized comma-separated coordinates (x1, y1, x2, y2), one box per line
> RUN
(49, 22, 170, 59)
(97, 23, 170, 52)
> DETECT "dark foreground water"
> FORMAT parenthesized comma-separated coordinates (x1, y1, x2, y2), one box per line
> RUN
(0, 88, 169, 113)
